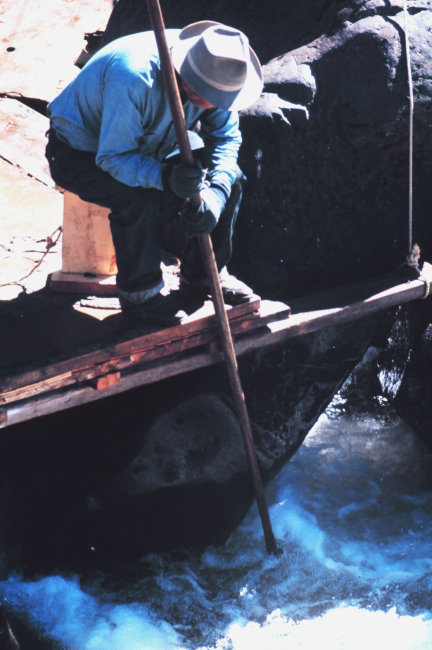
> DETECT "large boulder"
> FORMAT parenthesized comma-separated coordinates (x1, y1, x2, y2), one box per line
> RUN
(235, 6, 432, 298)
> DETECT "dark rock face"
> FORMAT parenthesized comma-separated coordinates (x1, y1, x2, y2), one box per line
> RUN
(102, 0, 335, 63)
(235, 7, 432, 299)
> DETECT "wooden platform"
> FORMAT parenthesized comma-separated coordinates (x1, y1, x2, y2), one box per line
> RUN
(0, 264, 430, 429)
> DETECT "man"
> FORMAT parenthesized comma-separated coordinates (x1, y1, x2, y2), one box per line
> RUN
(46, 22, 263, 324)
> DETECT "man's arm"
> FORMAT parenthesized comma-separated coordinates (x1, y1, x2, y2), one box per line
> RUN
(199, 108, 242, 198)
(95, 80, 167, 190)
(179, 109, 242, 238)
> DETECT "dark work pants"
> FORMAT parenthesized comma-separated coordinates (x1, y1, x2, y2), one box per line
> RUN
(45, 129, 246, 294)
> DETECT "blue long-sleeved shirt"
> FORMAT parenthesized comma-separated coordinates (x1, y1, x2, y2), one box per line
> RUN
(47, 30, 242, 196)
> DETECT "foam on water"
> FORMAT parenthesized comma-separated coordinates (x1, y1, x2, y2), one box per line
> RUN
(1, 351, 432, 649)
(0, 575, 182, 650)
(212, 607, 432, 650)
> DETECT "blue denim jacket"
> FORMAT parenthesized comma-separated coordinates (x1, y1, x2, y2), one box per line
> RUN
(47, 30, 242, 196)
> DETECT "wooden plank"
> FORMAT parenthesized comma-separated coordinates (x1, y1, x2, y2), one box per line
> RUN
(0, 297, 261, 394)
(70, 300, 289, 380)
(2, 344, 256, 428)
(0, 299, 289, 405)
(0, 372, 76, 406)
(1, 265, 430, 429)
(265, 263, 432, 344)
(1, 264, 427, 403)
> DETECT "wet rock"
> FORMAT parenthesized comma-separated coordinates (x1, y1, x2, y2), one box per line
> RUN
(381, 297, 432, 452)
(0, 609, 19, 650)
(0, 608, 54, 650)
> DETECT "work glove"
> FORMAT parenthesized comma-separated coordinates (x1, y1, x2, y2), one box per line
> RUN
(164, 160, 206, 199)
(180, 185, 227, 238)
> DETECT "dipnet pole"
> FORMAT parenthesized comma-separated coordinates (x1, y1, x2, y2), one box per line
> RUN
(145, 0, 279, 554)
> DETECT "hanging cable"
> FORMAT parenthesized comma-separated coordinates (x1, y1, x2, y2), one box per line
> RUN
(403, 1, 429, 298)
(403, 0, 414, 255)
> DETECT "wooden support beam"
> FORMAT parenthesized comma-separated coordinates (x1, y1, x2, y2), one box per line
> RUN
(265, 263, 431, 345)
(49, 191, 118, 295)
(0, 265, 430, 429)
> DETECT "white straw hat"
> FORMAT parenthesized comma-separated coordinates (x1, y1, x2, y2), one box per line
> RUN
(171, 21, 263, 111)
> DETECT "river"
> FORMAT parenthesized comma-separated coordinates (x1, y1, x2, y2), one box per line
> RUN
(1, 347, 432, 649)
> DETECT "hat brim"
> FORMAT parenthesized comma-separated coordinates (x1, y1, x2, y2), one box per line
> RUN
(171, 21, 263, 112)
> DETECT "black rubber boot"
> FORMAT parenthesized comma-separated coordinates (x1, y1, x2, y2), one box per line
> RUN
(179, 267, 256, 305)
(119, 292, 187, 326)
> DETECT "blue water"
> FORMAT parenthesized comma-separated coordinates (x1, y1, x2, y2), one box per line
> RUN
(1, 349, 432, 649)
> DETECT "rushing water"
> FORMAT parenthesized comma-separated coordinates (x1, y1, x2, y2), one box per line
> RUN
(1, 348, 432, 649)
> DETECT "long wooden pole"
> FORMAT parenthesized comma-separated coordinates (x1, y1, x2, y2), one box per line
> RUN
(145, 0, 278, 554)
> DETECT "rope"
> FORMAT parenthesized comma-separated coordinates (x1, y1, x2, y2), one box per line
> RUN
(0, 226, 62, 289)
(402, 2, 429, 298)
(406, 244, 430, 298)
(403, 0, 414, 255)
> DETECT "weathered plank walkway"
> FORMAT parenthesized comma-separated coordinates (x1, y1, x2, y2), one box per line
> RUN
(0, 263, 430, 429)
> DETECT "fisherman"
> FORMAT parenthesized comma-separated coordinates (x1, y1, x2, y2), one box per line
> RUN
(45, 22, 263, 324)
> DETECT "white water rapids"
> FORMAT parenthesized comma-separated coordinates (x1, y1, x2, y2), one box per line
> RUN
(1, 348, 432, 649)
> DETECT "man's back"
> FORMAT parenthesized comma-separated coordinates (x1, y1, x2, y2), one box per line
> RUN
(47, 31, 182, 156)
